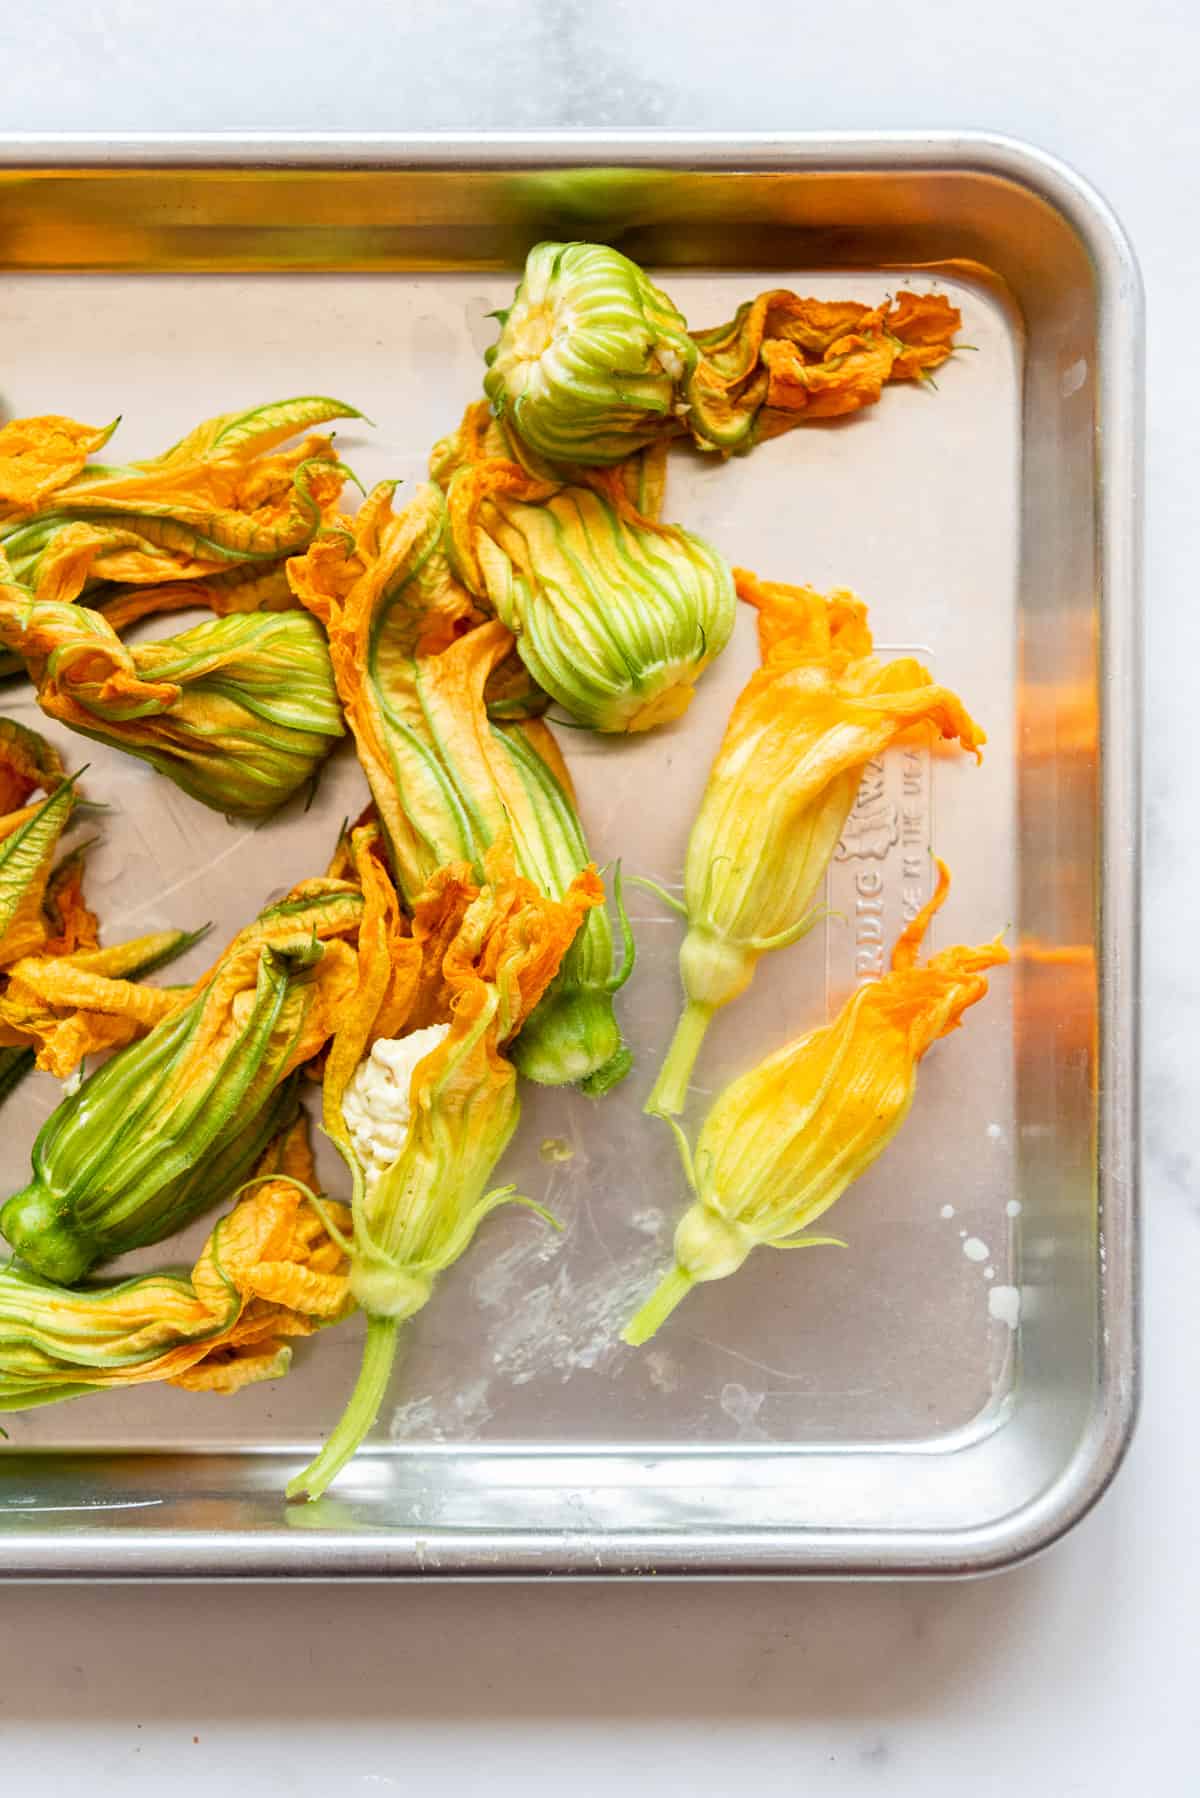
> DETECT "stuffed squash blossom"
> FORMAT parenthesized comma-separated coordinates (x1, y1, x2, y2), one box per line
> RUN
(287, 825, 600, 1500)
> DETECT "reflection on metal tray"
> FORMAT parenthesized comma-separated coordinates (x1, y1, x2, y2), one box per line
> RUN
(0, 133, 1141, 1579)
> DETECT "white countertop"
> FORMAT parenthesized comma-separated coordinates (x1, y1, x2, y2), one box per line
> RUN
(0, 1, 1189, 1790)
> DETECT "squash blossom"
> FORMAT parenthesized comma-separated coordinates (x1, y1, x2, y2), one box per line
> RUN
(0, 554, 345, 818)
(0, 722, 203, 1097)
(0, 879, 364, 1284)
(624, 865, 1009, 1344)
(0, 1114, 352, 1411)
(445, 458, 735, 733)
(289, 481, 635, 1092)
(483, 242, 962, 465)
(483, 241, 698, 466)
(287, 831, 601, 1500)
(0, 396, 361, 606)
(646, 569, 986, 1117)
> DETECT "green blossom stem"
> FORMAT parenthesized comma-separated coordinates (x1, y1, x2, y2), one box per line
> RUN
(622, 1268, 694, 1347)
(644, 1000, 713, 1118)
(286, 1316, 399, 1503)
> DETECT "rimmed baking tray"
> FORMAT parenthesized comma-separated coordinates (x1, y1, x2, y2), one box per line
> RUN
(0, 131, 1141, 1578)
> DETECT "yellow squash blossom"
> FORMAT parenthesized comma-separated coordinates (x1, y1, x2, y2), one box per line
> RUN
(445, 457, 735, 733)
(0, 552, 345, 818)
(646, 569, 986, 1116)
(0, 396, 360, 605)
(288, 834, 601, 1500)
(0, 880, 364, 1284)
(289, 482, 635, 1091)
(625, 865, 1009, 1343)
(0, 1114, 352, 1410)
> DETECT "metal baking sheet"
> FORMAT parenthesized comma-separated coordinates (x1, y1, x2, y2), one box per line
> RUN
(0, 133, 1141, 1579)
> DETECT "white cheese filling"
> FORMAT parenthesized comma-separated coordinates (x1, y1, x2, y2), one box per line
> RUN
(342, 1024, 451, 1187)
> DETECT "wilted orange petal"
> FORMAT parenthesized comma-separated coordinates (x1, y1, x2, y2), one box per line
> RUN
(1, 956, 180, 1029)
(31, 1012, 144, 1077)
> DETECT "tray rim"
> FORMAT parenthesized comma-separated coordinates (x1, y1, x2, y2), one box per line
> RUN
(0, 128, 1142, 1581)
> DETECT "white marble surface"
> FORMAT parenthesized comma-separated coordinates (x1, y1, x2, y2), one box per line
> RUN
(0, 0, 1191, 1790)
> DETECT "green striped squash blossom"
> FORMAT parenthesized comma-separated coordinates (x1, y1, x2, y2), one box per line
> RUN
(445, 459, 735, 734)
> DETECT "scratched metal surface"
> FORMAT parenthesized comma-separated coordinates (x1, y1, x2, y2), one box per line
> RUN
(0, 264, 1020, 1458)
